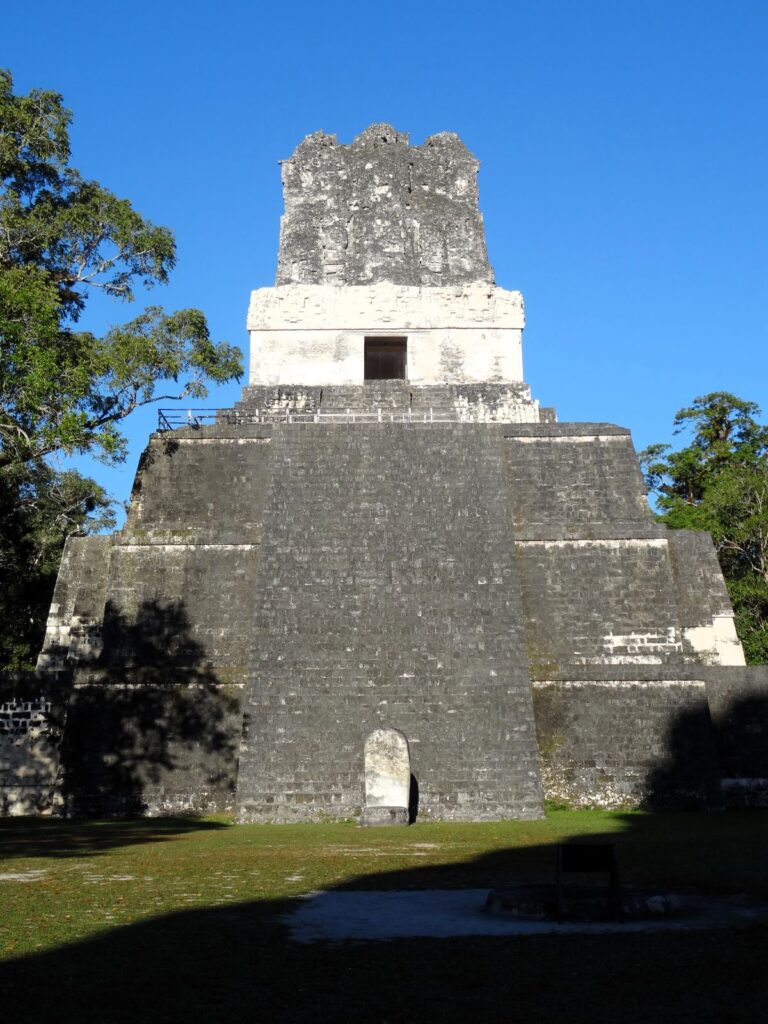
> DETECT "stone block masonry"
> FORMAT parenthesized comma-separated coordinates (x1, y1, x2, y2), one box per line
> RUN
(236, 423, 545, 822)
(10, 122, 766, 820)
(56, 676, 244, 818)
(247, 283, 527, 388)
(23, 424, 277, 817)
(0, 672, 70, 815)
(276, 125, 493, 287)
(667, 531, 745, 665)
(15, 413, 764, 819)
(236, 381, 542, 424)
(517, 540, 684, 666)
(37, 536, 112, 671)
(15, 414, 764, 819)
(502, 426, 746, 672)
(703, 666, 768, 794)
(505, 431, 653, 532)
(532, 668, 721, 810)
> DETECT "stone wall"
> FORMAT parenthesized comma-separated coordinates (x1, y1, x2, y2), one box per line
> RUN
(114, 426, 270, 674)
(37, 536, 112, 670)
(0, 672, 70, 815)
(17, 411, 766, 820)
(124, 431, 271, 545)
(533, 663, 768, 810)
(532, 667, 721, 809)
(247, 283, 525, 387)
(518, 539, 684, 666)
(28, 424, 277, 817)
(0, 671, 243, 818)
(56, 676, 243, 818)
(505, 430, 654, 533)
(276, 125, 493, 287)
(703, 665, 768, 804)
(235, 381, 543, 423)
(236, 422, 545, 822)
(668, 531, 746, 665)
(506, 425, 681, 668)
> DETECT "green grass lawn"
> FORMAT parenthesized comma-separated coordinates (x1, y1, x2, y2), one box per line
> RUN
(1, 810, 766, 1023)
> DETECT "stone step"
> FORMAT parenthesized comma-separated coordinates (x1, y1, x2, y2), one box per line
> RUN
(227, 383, 543, 424)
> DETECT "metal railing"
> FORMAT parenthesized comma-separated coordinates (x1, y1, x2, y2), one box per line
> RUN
(157, 408, 225, 430)
(157, 407, 470, 430)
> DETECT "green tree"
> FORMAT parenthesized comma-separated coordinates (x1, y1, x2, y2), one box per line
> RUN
(0, 70, 241, 468)
(640, 392, 768, 663)
(0, 70, 242, 666)
(0, 462, 114, 668)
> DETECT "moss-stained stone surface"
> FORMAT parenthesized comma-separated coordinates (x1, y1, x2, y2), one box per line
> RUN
(236, 423, 544, 822)
(10, 415, 768, 819)
(7, 125, 768, 820)
(276, 125, 493, 287)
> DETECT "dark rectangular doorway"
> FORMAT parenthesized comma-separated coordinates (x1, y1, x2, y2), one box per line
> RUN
(364, 337, 407, 380)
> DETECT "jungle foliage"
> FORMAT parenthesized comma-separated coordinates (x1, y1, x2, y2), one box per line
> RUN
(640, 392, 768, 663)
(0, 70, 242, 667)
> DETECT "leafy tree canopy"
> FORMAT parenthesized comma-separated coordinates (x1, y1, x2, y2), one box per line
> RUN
(0, 461, 114, 668)
(0, 70, 242, 667)
(640, 392, 768, 663)
(0, 68, 242, 469)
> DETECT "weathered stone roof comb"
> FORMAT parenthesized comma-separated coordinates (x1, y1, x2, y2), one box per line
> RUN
(277, 123, 493, 287)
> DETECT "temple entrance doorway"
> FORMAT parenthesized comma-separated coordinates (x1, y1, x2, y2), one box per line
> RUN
(364, 337, 407, 380)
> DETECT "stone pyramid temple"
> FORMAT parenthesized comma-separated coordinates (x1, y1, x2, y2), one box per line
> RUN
(3, 125, 767, 819)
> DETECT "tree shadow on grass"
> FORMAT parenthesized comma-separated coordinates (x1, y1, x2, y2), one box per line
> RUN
(0, 810, 767, 1024)
(0, 816, 230, 860)
(3, 688, 768, 1020)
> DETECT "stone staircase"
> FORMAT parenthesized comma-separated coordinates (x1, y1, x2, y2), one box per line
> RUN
(235, 423, 545, 822)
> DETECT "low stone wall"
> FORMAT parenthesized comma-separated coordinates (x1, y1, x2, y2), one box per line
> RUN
(1, 670, 244, 819)
(0, 672, 71, 815)
(531, 667, 722, 810)
(56, 674, 244, 818)
(234, 382, 542, 423)
(701, 665, 768, 805)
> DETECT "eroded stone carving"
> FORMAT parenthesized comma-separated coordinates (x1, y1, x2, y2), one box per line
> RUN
(361, 727, 410, 826)
(276, 124, 493, 287)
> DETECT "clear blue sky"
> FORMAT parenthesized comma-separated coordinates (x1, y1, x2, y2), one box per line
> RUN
(5, 0, 768, 515)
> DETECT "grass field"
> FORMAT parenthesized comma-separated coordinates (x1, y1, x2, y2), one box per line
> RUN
(1, 809, 766, 1022)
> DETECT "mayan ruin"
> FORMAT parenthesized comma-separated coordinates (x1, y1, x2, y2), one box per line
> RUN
(3, 124, 767, 821)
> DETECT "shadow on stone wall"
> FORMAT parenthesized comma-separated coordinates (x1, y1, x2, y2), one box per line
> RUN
(710, 693, 768, 780)
(99, 597, 216, 673)
(642, 700, 722, 810)
(644, 691, 768, 810)
(58, 599, 242, 818)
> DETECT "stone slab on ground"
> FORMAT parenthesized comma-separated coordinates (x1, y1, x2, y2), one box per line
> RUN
(285, 889, 768, 942)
